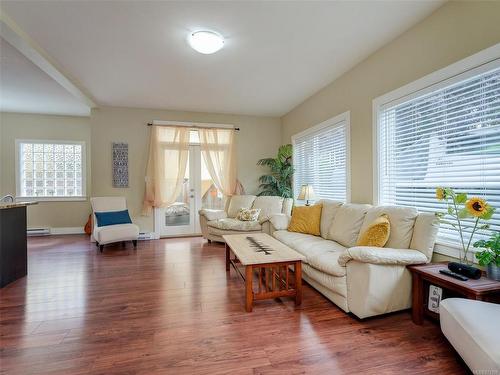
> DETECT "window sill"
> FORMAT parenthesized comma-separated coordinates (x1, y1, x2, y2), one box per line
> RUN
(16, 196, 88, 202)
(434, 241, 479, 263)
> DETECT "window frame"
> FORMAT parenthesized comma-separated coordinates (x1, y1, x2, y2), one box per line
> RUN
(291, 111, 351, 204)
(15, 139, 87, 202)
(372, 43, 500, 258)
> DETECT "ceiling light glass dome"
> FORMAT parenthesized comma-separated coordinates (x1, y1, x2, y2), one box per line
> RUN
(188, 31, 224, 54)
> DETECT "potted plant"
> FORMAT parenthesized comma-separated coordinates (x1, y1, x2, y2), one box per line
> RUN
(435, 187, 495, 265)
(474, 233, 500, 281)
(257, 144, 294, 198)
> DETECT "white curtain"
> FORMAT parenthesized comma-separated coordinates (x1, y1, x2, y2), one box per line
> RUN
(142, 126, 190, 215)
(198, 128, 237, 197)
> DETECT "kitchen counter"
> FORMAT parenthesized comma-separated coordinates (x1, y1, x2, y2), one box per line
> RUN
(0, 202, 37, 287)
(0, 201, 38, 209)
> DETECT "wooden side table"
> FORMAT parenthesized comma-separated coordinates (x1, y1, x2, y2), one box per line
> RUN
(407, 263, 500, 325)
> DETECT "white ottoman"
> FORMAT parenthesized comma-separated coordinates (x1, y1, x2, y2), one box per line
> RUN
(440, 298, 500, 373)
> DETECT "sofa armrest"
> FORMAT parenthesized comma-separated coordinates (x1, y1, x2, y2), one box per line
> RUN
(198, 209, 227, 221)
(338, 246, 428, 266)
(269, 213, 290, 231)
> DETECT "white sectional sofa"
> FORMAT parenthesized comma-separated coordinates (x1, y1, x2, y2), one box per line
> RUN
(198, 195, 293, 243)
(269, 199, 440, 319)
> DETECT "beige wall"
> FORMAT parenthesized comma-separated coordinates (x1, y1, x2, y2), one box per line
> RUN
(0, 108, 281, 231)
(281, 1, 500, 204)
(90, 106, 282, 232)
(0, 112, 92, 228)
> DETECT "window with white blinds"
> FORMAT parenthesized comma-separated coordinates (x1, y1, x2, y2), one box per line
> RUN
(377, 62, 500, 245)
(293, 112, 349, 203)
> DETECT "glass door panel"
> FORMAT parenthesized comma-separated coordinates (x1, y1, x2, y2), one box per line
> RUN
(155, 145, 197, 236)
(200, 152, 224, 210)
(154, 136, 225, 237)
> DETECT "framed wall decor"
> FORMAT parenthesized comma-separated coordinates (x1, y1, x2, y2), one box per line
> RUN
(112, 142, 129, 188)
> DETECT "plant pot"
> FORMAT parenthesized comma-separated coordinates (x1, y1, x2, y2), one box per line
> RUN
(486, 264, 500, 281)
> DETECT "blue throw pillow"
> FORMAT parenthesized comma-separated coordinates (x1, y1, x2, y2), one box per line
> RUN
(95, 209, 132, 227)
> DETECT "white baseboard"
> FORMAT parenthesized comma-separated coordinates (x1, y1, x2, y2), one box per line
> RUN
(50, 227, 85, 235)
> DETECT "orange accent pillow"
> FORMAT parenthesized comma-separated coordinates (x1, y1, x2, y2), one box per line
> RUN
(287, 204, 322, 236)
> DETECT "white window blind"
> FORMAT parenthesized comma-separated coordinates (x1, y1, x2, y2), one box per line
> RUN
(17, 140, 85, 199)
(378, 65, 500, 245)
(293, 116, 349, 202)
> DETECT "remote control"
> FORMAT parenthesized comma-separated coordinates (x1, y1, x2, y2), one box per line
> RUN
(439, 269, 468, 281)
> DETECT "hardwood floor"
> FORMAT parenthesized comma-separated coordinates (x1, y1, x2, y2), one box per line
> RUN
(1, 235, 466, 374)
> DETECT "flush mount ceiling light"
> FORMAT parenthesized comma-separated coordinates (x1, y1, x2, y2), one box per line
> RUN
(188, 31, 224, 54)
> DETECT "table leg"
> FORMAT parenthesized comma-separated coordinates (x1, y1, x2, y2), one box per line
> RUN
(245, 265, 253, 312)
(411, 273, 424, 325)
(225, 244, 230, 272)
(295, 261, 302, 306)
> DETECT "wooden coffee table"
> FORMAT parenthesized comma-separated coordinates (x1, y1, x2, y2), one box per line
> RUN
(223, 233, 305, 312)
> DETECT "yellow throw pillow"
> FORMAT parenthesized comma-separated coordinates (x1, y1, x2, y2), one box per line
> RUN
(356, 214, 391, 247)
(287, 204, 322, 236)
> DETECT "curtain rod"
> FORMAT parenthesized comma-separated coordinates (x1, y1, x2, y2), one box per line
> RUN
(147, 122, 240, 131)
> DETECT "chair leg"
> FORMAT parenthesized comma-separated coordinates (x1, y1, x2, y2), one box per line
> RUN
(99, 245, 104, 253)
(132, 240, 137, 249)
(95, 241, 99, 248)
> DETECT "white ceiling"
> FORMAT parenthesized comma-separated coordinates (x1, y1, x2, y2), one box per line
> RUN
(1, 1, 444, 117)
(0, 38, 90, 116)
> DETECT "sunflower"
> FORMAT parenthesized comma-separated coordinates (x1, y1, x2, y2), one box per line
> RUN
(435, 187, 446, 201)
(465, 197, 488, 217)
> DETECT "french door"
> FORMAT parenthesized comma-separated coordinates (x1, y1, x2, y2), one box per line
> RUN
(154, 143, 224, 237)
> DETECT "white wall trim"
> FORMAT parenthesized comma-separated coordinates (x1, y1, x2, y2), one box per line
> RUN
(291, 111, 351, 203)
(372, 43, 500, 204)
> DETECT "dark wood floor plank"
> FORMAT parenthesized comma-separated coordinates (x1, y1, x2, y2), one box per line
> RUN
(0, 235, 466, 374)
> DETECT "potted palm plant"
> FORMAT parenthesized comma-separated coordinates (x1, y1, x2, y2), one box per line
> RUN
(474, 232, 500, 281)
(256, 144, 294, 198)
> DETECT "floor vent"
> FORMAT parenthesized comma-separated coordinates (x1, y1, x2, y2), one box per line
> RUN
(27, 228, 50, 236)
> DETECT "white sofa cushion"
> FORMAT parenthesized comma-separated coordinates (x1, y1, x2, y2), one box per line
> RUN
(338, 246, 428, 266)
(273, 230, 329, 260)
(252, 196, 284, 222)
(93, 223, 139, 245)
(302, 264, 348, 298)
(207, 218, 262, 231)
(328, 203, 371, 247)
(440, 298, 500, 373)
(91, 196, 127, 212)
(317, 199, 343, 239)
(307, 249, 346, 277)
(273, 230, 346, 276)
(282, 198, 294, 216)
(269, 214, 290, 231)
(227, 195, 256, 218)
(410, 212, 440, 261)
(198, 209, 227, 221)
(359, 206, 417, 249)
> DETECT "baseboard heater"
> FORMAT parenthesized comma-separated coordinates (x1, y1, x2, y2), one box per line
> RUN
(27, 228, 50, 236)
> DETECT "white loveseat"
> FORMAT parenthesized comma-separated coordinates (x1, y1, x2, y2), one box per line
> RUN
(269, 200, 439, 319)
(199, 195, 293, 243)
